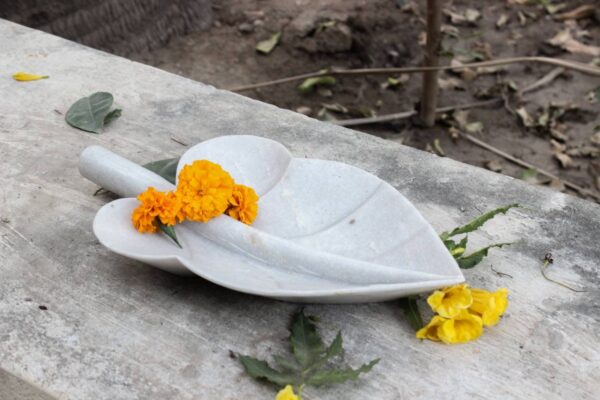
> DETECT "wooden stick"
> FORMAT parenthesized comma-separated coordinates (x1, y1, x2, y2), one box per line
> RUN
(420, 0, 443, 127)
(334, 67, 564, 127)
(227, 57, 600, 92)
(334, 100, 498, 126)
(555, 4, 596, 21)
(461, 133, 600, 201)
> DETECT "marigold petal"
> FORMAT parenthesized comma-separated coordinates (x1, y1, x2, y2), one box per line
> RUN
(12, 72, 49, 81)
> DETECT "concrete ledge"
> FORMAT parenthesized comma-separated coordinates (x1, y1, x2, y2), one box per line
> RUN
(0, 19, 599, 399)
(0, 369, 56, 400)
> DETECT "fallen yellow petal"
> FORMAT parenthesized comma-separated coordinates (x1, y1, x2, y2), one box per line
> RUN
(12, 72, 49, 81)
(275, 385, 299, 400)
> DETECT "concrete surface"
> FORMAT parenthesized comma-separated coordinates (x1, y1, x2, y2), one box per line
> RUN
(0, 19, 599, 400)
(0, 370, 55, 400)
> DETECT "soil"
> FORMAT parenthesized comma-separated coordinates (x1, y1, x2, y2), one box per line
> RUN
(131, 0, 600, 203)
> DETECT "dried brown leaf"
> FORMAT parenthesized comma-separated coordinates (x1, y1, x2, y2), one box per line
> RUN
(443, 8, 480, 26)
(438, 77, 465, 91)
(496, 14, 509, 29)
(453, 110, 470, 130)
(549, 178, 566, 191)
(484, 160, 503, 172)
(555, 4, 595, 21)
(550, 128, 569, 142)
(554, 152, 574, 169)
(548, 29, 600, 57)
(550, 139, 567, 153)
(465, 122, 484, 134)
(566, 145, 600, 158)
(516, 107, 535, 128)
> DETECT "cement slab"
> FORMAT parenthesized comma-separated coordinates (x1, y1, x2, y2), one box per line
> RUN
(0, 19, 599, 400)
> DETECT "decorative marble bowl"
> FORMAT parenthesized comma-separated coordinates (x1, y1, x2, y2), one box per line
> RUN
(79, 135, 463, 303)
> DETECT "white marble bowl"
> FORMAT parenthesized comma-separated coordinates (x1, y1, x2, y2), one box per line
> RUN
(79, 135, 463, 303)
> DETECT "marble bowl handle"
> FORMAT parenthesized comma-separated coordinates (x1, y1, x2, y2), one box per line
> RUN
(79, 146, 175, 198)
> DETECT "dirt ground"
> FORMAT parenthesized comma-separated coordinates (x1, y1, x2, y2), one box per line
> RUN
(132, 0, 600, 202)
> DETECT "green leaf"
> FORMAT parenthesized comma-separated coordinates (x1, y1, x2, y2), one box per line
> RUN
(306, 359, 379, 387)
(520, 168, 538, 181)
(457, 242, 512, 269)
(93, 187, 108, 196)
(290, 310, 325, 368)
(65, 92, 115, 133)
(324, 332, 343, 359)
(143, 157, 180, 184)
(158, 222, 182, 248)
(104, 108, 122, 125)
(399, 297, 423, 331)
(273, 355, 299, 373)
(297, 76, 337, 93)
(440, 204, 519, 240)
(256, 32, 281, 54)
(239, 356, 297, 387)
(443, 239, 456, 251)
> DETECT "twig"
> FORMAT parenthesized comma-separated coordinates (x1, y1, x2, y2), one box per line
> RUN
(170, 136, 189, 146)
(420, 0, 443, 127)
(491, 264, 513, 279)
(519, 67, 565, 93)
(227, 57, 600, 92)
(334, 67, 564, 126)
(541, 253, 585, 293)
(555, 4, 596, 21)
(461, 133, 600, 201)
(334, 99, 498, 126)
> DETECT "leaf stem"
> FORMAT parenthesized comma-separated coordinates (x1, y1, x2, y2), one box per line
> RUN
(399, 297, 424, 331)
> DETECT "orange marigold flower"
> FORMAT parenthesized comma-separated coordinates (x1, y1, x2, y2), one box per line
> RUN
(132, 187, 184, 233)
(177, 160, 234, 222)
(227, 184, 259, 225)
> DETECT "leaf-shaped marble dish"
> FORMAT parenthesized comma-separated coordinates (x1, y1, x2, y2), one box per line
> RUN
(79, 135, 463, 303)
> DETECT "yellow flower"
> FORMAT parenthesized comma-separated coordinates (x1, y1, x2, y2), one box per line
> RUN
(227, 184, 259, 224)
(176, 160, 234, 222)
(131, 187, 183, 233)
(416, 315, 446, 342)
(417, 311, 483, 344)
(437, 310, 483, 344)
(12, 72, 49, 81)
(469, 288, 509, 327)
(276, 385, 299, 400)
(427, 284, 473, 318)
